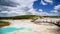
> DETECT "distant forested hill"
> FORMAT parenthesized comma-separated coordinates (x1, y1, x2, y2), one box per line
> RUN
(0, 15, 37, 19)
(0, 15, 60, 19)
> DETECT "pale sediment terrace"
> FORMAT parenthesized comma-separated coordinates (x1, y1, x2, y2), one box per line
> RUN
(0, 18, 60, 34)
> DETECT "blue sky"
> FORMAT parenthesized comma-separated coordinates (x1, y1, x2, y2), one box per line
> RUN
(33, 0, 60, 13)
(0, 0, 60, 17)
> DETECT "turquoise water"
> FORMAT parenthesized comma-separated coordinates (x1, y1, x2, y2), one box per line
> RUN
(0, 27, 32, 34)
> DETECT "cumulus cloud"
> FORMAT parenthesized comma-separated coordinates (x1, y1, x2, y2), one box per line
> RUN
(39, 9, 43, 12)
(40, 0, 53, 5)
(44, 0, 53, 3)
(54, 4, 60, 16)
(50, 4, 60, 16)
(37, 9, 54, 16)
(54, 4, 60, 10)
(40, 0, 47, 5)
(0, 0, 19, 7)
(0, 0, 56, 17)
(0, 0, 37, 17)
(39, 11, 53, 16)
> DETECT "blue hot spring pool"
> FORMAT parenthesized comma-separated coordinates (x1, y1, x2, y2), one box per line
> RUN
(0, 27, 32, 34)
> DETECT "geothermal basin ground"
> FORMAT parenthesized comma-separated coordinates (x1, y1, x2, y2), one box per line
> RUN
(0, 19, 60, 34)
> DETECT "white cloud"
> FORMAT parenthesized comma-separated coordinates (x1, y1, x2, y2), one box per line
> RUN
(50, 10, 58, 13)
(40, 0, 53, 5)
(50, 4, 60, 16)
(39, 9, 43, 12)
(0, 6, 27, 17)
(28, 9, 50, 16)
(40, 0, 47, 5)
(38, 9, 55, 16)
(44, 0, 53, 3)
(38, 9, 58, 16)
(25, 8, 52, 16)
(0, 0, 37, 17)
(50, 10, 58, 16)
(54, 4, 60, 10)
(0, 0, 56, 17)
(39, 11, 53, 16)
(54, 4, 60, 16)
(10, 0, 37, 8)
